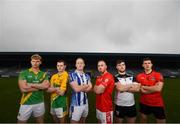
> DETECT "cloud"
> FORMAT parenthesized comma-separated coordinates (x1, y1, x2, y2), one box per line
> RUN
(0, 0, 179, 53)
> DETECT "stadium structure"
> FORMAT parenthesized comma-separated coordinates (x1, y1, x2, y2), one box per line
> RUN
(0, 52, 180, 78)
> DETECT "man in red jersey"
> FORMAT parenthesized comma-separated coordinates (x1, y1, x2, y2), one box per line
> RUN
(137, 57, 166, 123)
(94, 60, 115, 123)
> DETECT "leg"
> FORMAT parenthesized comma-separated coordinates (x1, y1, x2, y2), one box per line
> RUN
(33, 103, 45, 123)
(17, 120, 27, 124)
(97, 119, 101, 124)
(126, 117, 136, 123)
(139, 103, 151, 123)
(80, 104, 88, 123)
(17, 105, 32, 124)
(70, 106, 82, 123)
(79, 117, 86, 123)
(153, 106, 166, 124)
(52, 115, 59, 123)
(53, 107, 67, 123)
(71, 119, 79, 124)
(140, 112, 148, 123)
(115, 116, 123, 123)
(59, 116, 65, 123)
(35, 115, 44, 123)
(114, 105, 124, 123)
(96, 109, 102, 124)
(156, 118, 166, 123)
(126, 105, 137, 123)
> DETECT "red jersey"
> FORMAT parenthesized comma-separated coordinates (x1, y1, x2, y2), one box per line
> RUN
(95, 72, 114, 112)
(137, 71, 164, 107)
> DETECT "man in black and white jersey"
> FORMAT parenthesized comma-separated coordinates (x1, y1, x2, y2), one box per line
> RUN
(114, 59, 141, 123)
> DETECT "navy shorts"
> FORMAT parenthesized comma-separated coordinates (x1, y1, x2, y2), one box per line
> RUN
(139, 103, 166, 119)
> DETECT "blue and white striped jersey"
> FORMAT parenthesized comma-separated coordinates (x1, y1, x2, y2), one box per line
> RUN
(69, 70, 91, 106)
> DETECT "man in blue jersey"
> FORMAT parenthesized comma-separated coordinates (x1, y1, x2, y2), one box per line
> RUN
(69, 58, 92, 123)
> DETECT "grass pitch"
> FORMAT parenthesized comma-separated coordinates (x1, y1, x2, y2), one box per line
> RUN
(0, 77, 179, 123)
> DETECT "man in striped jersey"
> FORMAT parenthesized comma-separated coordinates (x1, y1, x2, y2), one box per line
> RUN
(17, 54, 50, 123)
(69, 58, 92, 123)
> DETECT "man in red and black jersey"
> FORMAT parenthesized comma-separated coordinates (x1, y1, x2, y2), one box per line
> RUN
(137, 57, 166, 123)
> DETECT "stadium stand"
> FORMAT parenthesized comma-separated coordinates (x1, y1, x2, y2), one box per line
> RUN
(0, 52, 180, 78)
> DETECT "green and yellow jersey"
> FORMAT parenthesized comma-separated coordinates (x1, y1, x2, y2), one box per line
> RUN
(50, 71, 68, 110)
(19, 68, 49, 105)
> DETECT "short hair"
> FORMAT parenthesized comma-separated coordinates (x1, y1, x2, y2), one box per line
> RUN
(98, 60, 107, 65)
(116, 59, 125, 65)
(142, 57, 153, 63)
(76, 58, 84, 63)
(31, 54, 42, 61)
(57, 59, 66, 66)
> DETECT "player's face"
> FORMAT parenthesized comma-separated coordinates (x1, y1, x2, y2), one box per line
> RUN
(116, 62, 126, 72)
(76, 59, 85, 71)
(142, 60, 153, 71)
(97, 61, 107, 74)
(31, 59, 41, 68)
(57, 62, 66, 73)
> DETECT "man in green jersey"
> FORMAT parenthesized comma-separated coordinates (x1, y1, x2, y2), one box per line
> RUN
(17, 54, 50, 123)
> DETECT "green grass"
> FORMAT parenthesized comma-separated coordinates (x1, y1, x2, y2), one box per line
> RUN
(0, 77, 180, 123)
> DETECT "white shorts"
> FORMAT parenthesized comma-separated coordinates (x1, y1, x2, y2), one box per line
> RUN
(96, 109, 113, 124)
(70, 104, 88, 121)
(17, 102, 45, 121)
(50, 107, 67, 118)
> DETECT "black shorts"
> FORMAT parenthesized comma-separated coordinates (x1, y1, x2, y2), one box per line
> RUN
(114, 104, 137, 118)
(139, 103, 166, 119)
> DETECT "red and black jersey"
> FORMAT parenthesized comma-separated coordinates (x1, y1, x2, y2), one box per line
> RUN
(136, 71, 164, 107)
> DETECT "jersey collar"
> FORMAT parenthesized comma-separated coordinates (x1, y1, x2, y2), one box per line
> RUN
(29, 68, 40, 75)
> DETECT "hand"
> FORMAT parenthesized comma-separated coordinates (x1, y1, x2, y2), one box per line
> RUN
(82, 84, 89, 91)
(55, 88, 61, 95)
(132, 83, 141, 91)
(140, 86, 149, 94)
(41, 81, 50, 89)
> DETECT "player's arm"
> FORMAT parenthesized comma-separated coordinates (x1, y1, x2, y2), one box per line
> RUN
(30, 80, 50, 90)
(18, 80, 38, 93)
(56, 74, 68, 96)
(141, 81, 164, 94)
(31, 73, 50, 89)
(128, 82, 141, 92)
(47, 84, 57, 93)
(115, 82, 132, 92)
(93, 84, 105, 94)
(84, 81, 93, 92)
(70, 81, 89, 92)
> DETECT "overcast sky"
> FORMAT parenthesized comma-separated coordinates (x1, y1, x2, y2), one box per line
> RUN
(0, 0, 179, 53)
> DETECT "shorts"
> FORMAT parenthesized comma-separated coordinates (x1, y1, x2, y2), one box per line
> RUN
(96, 109, 113, 124)
(70, 104, 88, 121)
(17, 102, 45, 121)
(114, 104, 137, 118)
(140, 103, 166, 119)
(51, 106, 67, 118)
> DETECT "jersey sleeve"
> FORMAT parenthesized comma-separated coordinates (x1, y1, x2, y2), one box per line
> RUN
(69, 72, 76, 84)
(40, 72, 49, 82)
(50, 75, 54, 86)
(86, 74, 91, 84)
(18, 71, 26, 80)
(114, 76, 119, 83)
(136, 74, 141, 83)
(60, 73, 68, 91)
(132, 76, 138, 82)
(44, 72, 49, 80)
(156, 72, 164, 82)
